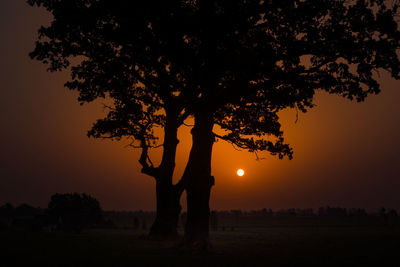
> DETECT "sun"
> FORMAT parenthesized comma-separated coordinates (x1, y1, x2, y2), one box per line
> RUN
(237, 169, 245, 177)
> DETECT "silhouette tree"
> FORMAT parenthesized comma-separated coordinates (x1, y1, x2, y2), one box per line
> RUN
(27, 0, 192, 239)
(0, 203, 14, 230)
(47, 193, 102, 233)
(29, 0, 400, 248)
(163, 0, 399, 248)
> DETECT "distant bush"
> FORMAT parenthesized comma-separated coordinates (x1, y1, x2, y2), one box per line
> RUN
(133, 217, 140, 229)
(0, 203, 14, 217)
(0, 203, 45, 231)
(318, 206, 348, 217)
(47, 193, 102, 233)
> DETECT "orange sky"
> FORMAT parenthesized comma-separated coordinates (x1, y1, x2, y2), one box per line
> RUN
(0, 1, 399, 211)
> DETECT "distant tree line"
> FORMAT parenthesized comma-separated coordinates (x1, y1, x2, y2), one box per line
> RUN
(0, 193, 105, 233)
(102, 210, 156, 230)
(203, 207, 399, 230)
(1, 199, 398, 232)
(209, 207, 398, 218)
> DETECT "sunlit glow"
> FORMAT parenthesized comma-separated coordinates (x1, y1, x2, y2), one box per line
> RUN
(237, 169, 245, 176)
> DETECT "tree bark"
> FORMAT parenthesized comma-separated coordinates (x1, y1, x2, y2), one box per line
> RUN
(182, 111, 215, 249)
(149, 181, 182, 239)
(147, 106, 183, 239)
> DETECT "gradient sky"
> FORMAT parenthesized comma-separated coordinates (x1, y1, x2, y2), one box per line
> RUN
(1, 1, 399, 211)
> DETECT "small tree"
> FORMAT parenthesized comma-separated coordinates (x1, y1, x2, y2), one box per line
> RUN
(47, 193, 102, 233)
(0, 203, 14, 229)
(133, 217, 140, 229)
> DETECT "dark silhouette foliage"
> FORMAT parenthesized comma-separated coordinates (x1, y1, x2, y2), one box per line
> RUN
(47, 193, 102, 233)
(133, 217, 140, 229)
(0, 203, 46, 231)
(14, 204, 41, 217)
(28, 0, 400, 246)
(0, 203, 14, 230)
(318, 206, 348, 217)
(27, 0, 193, 239)
(0, 203, 14, 217)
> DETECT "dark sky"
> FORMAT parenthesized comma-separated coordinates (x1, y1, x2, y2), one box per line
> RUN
(1, 1, 399, 211)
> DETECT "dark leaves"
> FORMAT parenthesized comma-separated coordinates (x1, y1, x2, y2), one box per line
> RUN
(28, 0, 400, 160)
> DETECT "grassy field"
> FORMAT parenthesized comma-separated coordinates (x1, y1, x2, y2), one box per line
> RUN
(1, 225, 400, 266)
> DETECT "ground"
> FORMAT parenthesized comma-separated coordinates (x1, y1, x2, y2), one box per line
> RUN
(1, 225, 399, 266)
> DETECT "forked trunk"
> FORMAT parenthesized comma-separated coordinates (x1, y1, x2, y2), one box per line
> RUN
(182, 111, 215, 249)
(147, 107, 183, 239)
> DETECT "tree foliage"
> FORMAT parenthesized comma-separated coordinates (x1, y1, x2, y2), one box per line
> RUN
(29, 0, 400, 160)
(47, 193, 102, 233)
(177, 0, 400, 157)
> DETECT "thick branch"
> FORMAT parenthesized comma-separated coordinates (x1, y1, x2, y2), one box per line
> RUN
(138, 136, 159, 178)
(177, 108, 192, 126)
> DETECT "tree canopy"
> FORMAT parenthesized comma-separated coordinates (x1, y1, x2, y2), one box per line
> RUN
(29, 0, 400, 160)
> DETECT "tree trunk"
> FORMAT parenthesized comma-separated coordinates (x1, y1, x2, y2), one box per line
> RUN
(182, 111, 215, 249)
(147, 107, 183, 239)
(149, 181, 182, 239)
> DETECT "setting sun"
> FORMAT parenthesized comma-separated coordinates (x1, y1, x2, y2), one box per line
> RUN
(237, 169, 245, 177)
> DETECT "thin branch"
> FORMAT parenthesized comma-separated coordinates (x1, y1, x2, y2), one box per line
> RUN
(177, 108, 192, 126)
(183, 121, 194, 127)
(124, 137, 140, 148)
(102, 103, 115, 111)
(230, 142, 243, 151)
(253, 151, 266, 161)
(146, 152, 154, 167)
(125, 143, 141, 149)
(213, 132, 243, 151)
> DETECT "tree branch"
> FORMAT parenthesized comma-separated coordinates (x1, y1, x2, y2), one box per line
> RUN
(213, 132, 246, 151)
(138, 136, 159, 178)
(177, 108, 192, 126)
